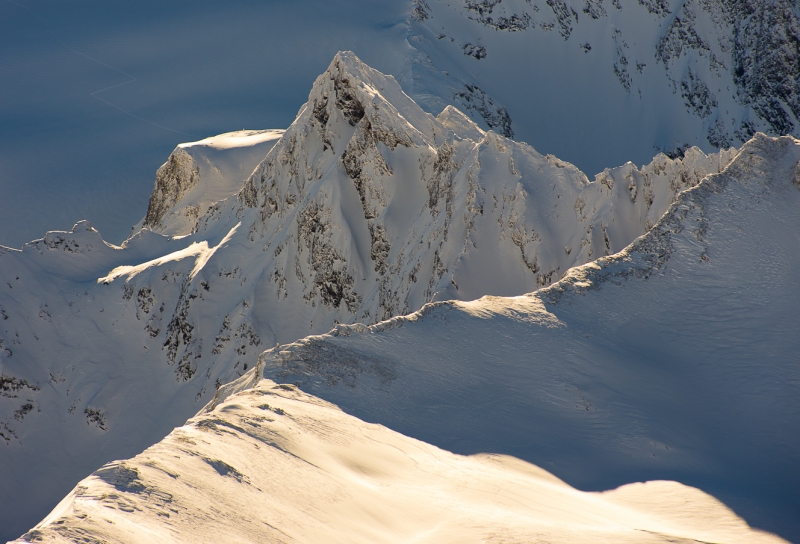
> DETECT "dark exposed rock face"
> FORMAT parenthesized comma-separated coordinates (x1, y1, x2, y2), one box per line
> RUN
(144, 149, 200, 229)
(638, 0, 671, 17)
(729, 0, 800, 136)
(454, 84, 514, 138)
(465, 0, 533, 31)
(656, 0, 800, 140)
(0, 373, 39, 443)
(411, 0, 430, 21)
(680, 68, 718, 118)
(583, 0, 607, 20)
(547, 0, 579, 40)
(655, 4, 713, 66)
(333, 75, 366, 127)
(462, 43, 487, 59)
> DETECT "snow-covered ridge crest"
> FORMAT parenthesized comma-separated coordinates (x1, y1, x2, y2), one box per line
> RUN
(538, 133, 800, 304)
(201, 51, 739, 323)
(19, 378, 786, 544)
(253, 127, 793, 386)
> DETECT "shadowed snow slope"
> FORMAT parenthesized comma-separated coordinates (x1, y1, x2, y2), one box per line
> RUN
(16, 380, 786, 543)
(244, 133, 800, 539)
(408, 0, 800, 174)
(0, 53, 767, 540)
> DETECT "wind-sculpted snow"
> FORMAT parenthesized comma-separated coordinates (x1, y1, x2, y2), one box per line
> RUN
(252, 134, 800, 540)
(0, 53, 747, 539)
(17, 380, 786, 543)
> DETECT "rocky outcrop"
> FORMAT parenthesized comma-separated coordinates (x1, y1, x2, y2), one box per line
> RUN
(143, 148, 200, 229)
(141, 130, 284, 236)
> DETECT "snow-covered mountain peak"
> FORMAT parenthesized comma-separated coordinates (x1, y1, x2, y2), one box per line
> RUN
(0, 52, 749, 540)
(305, 51, 437, 148)
(247, 133, 800, 541)
(11, 128, 795, 540)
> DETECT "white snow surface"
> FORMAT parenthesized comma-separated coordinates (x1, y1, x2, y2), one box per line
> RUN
(0, 53, 795, 540)
(407, 0, 800, 170)
(16, 379, 785, 543)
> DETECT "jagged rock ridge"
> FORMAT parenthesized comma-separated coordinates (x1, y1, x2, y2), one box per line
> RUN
(141, 130, 284, 236)
(18, 133, 798, 543)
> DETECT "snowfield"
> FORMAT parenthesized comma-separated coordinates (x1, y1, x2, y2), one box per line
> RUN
(15, 379, 786, 543)
(1, 52, 799, 541)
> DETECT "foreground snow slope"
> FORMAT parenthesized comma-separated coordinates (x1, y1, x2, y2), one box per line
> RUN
(17, 379, 785, 544)
(246, 133, 800, 539)
(0, 53, 734, 540)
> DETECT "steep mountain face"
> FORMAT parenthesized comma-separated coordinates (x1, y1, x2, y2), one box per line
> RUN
(404, 0, 800, 173)
(0, 52, 740, 540)
(16, 379, 785, 544)
(241, 134, 799, 539)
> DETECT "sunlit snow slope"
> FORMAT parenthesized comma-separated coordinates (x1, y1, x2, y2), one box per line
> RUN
(0, 52, 735, 541)
(17, 379, 785, 543)
(250, 133, 800, 539)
